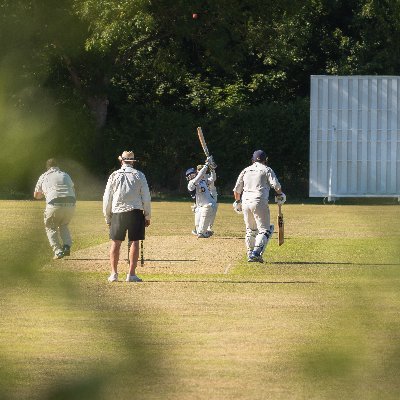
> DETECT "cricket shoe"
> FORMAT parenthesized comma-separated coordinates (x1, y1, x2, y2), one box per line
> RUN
(53, 251, 64, 260)
(107, 273, 118, 282)
(248, 251, 264, 263)
(62, 245, 71, 256)
(206, 230, 214, 237)
(191, 229, 198, 236)
(126, 274, 143, 282)
(197, 232, 211, 238)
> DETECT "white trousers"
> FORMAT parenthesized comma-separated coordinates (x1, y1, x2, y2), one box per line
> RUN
(207, 202, 218, 231)
(242, 199, 271, 255)
(44, 205, 75, 253)
(195, 203, 217, 235)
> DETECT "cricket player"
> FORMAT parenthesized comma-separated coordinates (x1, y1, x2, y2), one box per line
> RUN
(191, 164, 218, 235)
(203, 164, 218, 233)
(233, 150, 286, 263)
(186, 158, 217, 238)
(103, 150, 151, 282)
(34, 158, 76, 259)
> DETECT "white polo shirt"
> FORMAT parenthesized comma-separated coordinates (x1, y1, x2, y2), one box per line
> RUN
(34, 167, 76, 204)
(233, 162, 281, 202)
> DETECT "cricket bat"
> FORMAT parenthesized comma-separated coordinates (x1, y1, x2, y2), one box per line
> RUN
(127, 240, 145, 267)
(277, 204, 284, 246)
(127, 240, 132, 263)
(197, 126, 210, 157)
(196, 127, 217, 169)
(140, 240, 144, 268)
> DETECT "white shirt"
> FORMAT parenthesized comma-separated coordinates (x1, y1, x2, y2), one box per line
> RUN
(233, 162, 281, 202)
(187, 165, 216, 207)
(34, 167, 75, 204)
(103, 164, 151, 224)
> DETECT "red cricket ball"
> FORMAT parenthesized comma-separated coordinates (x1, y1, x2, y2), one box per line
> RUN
(192, 13, 198, 19)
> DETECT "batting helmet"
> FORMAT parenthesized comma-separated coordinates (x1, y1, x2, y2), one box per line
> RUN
(185, 167, 197, 181)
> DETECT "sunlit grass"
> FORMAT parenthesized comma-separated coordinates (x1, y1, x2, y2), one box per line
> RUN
(0, 200, 399, 399)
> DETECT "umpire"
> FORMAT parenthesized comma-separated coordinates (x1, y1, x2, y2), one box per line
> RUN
(103, 150, 151, 283)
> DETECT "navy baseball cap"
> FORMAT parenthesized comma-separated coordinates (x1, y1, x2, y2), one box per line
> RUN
(252, 150, 267, 162)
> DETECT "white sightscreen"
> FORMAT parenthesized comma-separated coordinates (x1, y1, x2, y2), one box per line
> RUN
(309, 75, 400, 198)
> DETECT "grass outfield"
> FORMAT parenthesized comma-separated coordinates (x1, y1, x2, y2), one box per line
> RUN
(0, 200, 399, 400)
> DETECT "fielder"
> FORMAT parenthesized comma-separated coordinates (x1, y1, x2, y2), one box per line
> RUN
(103, 150, 151, 282)
(233, 150, 286, 263)
(34, 158, 76, 259)
(186, 158, 217, 238)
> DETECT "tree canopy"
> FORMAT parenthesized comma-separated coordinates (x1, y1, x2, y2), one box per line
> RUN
(1, 0, 399, 197)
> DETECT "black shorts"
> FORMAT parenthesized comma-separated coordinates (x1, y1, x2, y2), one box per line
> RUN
(109, 209, 145, 241)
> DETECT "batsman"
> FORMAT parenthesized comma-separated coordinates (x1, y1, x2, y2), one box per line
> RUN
(186, 158, 217, 238)
(233, 150, 286, 263)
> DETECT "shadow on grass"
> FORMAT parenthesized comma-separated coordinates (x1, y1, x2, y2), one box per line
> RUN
(271, 261, 400, 266)
(139, 279, 318, 284)
(64, 258, 198, 262)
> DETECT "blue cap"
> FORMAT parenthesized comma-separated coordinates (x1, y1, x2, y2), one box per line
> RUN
(252, 150, 267, 162)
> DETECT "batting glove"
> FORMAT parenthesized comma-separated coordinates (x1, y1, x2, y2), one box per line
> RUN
(275, 192, 286, 205)
(190, 204, 197, 213)
(206, 156, 217, 169)
(233, 200, 242, 214)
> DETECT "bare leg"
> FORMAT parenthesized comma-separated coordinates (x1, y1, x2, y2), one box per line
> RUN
(128, 240, 139, 275)
(110, 240, 122, 274)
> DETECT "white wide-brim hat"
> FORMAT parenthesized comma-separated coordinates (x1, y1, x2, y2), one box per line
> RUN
(118, 150, 138, 162)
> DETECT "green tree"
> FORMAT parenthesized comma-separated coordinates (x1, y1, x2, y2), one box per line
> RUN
(2, 0, 399, 196)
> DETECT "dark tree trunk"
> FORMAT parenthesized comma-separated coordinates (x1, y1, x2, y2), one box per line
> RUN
(87, 95, 109, 129)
